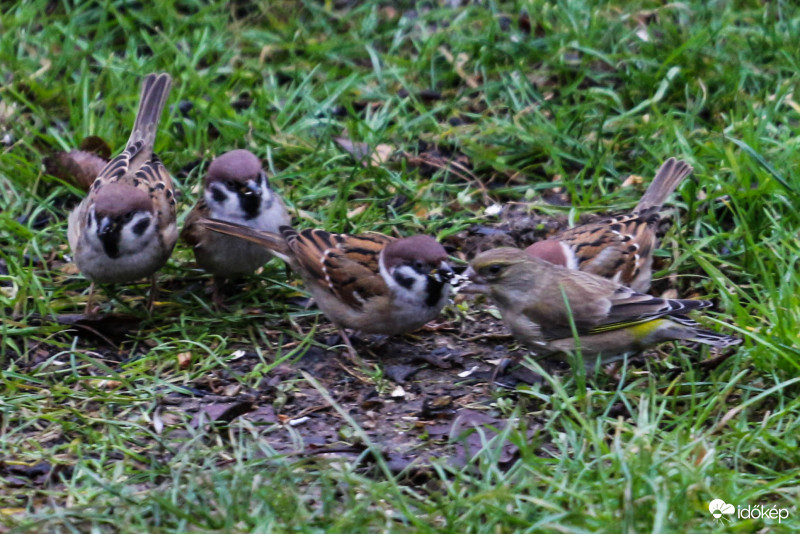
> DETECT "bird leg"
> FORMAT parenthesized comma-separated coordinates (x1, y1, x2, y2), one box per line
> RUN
(332, 328, 375, 384)
(84, 282, 97, 316)
(146, 274, 158, 312)
(489, 356, 513, 385)
(337, 327, 361, 361)
(210, 276, 230, 310)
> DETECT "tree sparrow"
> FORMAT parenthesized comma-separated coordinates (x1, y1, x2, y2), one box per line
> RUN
(181, 149, 291, 277)
(466, 247, 740, 367)
(67, 73, 176, 310)
(197, 219, 454, 357)
(525, 157, 693, 292)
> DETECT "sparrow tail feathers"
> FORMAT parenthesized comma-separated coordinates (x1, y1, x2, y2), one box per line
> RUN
(127, 73, 172, 150)
(634, 157, 694, 213)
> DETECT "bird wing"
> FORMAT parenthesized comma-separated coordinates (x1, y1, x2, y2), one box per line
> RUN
(181, 197, 210, 248)
(284, 228, 394, 311)
(589, 286, 712, 333)
(522, 263, 711, 339)
(520, 267, 617, 339)
(559, 210, 658, 285)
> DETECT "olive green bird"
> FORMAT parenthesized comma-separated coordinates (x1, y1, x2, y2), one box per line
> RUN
(465, 247, 740, 365)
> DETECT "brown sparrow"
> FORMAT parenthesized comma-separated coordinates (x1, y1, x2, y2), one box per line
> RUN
(181, 149, 291, 277)
(197, 219, 454, 357)
(525, 157, 693, 292)
(467, 247, 740, 367)
(67, 73, 176, 310)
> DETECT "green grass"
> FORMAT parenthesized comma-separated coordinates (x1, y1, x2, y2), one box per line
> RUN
(1, 0, 799, 532)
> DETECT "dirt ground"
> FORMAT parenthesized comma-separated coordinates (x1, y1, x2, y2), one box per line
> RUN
(7, 202, 717, 487)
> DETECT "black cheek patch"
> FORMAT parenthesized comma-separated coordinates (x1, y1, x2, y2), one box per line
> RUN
(132, 218, 150, 236)
(393, 271, 415, 290)
(211, 187, 228, 203)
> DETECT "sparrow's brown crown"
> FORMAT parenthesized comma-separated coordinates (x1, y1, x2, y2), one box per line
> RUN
(204, 149, 263, 185)
(92, 182, 153, 217)
(382, 235, 448, 270)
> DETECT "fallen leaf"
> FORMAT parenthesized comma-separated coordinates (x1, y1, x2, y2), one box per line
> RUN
(79, 135, 112, 159)
(334, 137, 370, 161)
(334, 137, 396, 168)
(288, 416, 310, 426)
(457, 365, 478, 378)
(660, 288, 678, 300)
(0, 284, 18, 300)
(60, 263, 80, 275)
(384, 364, 419, 384)
(246, 405, 277, 424)
(346, 204, 367, 219)
(177, 352, 192, 369)
(191, 400, 255, 428)
(44, 150, 108, 191)
(621, 174, 644, 188)
(484, 204, 503, 217)
(372, 144, 394, 166)
(152, 409, 164, 435)
(94, 379, 122, 390)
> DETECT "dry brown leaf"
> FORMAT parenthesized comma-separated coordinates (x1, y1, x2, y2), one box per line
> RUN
(191, 401, 255, 428)
(335, 137, 395, 167)
(783, 93, 800, 114)
(372, 144, 394, 166)
(334, 137, 370, 160)
(660, 288, 678, 300)
(296, 209, 323, 225)
(0, 508, 27, 515)
(44, 150, 108, 191)
(177, 352, 192, 369)
(0, 101, 16, 123)
(346, 204, 367, 219)
(93, 379, 123, 390)
(712, 405, 743, 434)
(690, 442, 710, 466)
(621, 174, 644, 188)
(152, 409, 164, 435)
(79, 135, 112, 159)
(60, 263, 80, 275)
(437, 46, 480, 88)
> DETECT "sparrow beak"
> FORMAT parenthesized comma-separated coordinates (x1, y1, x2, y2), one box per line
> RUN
(432, 261, 454, 283)
(459, 266, 489, 294)
(98, 218, 117, 236)
(242, 181, 262, 197)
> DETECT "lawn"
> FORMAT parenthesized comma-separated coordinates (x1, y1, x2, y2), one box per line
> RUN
(1, 0, 799, 532)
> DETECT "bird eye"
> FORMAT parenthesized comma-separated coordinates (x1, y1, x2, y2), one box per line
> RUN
(412, 260, 425, 271)
(123, 211, 135, 221)
(226, 180, 237, 189)
(487, 264, 503, 276)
